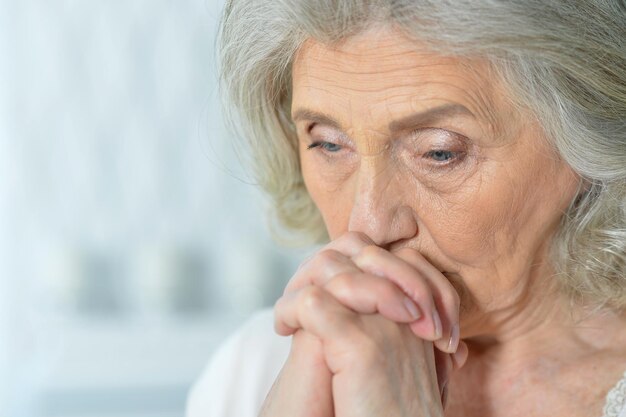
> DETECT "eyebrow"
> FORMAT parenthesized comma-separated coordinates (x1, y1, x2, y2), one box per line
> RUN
(291, 104, 475, 134)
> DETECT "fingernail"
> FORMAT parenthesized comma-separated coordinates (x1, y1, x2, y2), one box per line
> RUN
(441, 382, 449, 408)
(432, 309, 443, 339)
(448, 323, 460, 353)
(403, 297, 421, 320)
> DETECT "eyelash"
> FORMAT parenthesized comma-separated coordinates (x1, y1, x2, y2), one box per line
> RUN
(307, 141, 342, 152)
(307, 140, 465, 167)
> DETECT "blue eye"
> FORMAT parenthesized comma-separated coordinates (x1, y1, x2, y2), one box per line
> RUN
(425, 150, 456, 162)
(307, 141, 342, 152)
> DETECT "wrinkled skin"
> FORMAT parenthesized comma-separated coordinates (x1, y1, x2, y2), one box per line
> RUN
(262, 25, 626, 417)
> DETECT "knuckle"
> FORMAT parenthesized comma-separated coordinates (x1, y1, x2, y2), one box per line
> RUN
(406, 284, 429, 304)
(395, 247, 422, 263)
(328, 272, 355, 294)
(359, 244, 383, 259)
(345, 231, 374, 245)
(300, 286, 326, 311)
(316, 249, 342, 264)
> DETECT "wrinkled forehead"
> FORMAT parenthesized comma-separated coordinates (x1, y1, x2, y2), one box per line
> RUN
(291, 27, 510, 136)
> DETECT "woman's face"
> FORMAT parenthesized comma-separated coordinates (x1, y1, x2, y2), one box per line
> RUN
(291, 26, 581, 338)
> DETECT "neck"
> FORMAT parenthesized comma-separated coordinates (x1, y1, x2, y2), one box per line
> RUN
(449, 252, 626, 415)
(459, 256, 626, 373)
(464, 296, 626, 378)
(449, 302, 626, 417)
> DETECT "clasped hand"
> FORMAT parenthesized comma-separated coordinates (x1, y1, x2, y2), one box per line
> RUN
(261, 232, 468, 417)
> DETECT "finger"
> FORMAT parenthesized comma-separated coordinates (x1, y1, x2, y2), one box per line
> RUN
(284, 231, 374, 294)
(286, 250, 422, 324)
(323, 231, 375, 257)
(452, 340, 469, 369)
(434, 342, 469, 398)
(351, 245, 441, 341)
(323, 272, 422, 323)
(435, 341, 468, 409)
(393, 248, 461, 353)
(273, 285, 363, 359)
(434, 348, 453, 399)
(284, 249, 361, 295)
(275, 285, 434, 382)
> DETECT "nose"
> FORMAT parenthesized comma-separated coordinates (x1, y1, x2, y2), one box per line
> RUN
(347, 160, 418, 249)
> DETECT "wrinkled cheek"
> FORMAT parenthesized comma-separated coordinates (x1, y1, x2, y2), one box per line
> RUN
(422, 194, 505, 267)
(439, 224, 498, 266)
(431, 192, 532, 313)
(301, 170, 353, 239)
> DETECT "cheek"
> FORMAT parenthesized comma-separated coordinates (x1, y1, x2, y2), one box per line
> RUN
(429, 156, 578, 311)
(418, 182, 509, 266)
(421, 159, 554, 270)
(300, 150, 354, 238)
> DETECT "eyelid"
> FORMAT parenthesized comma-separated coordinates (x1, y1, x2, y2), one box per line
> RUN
(309, 125, 353, 146)
(406, 129, 472, 170)
(408, 127, 467, 141)
(306, 124, 470, 156)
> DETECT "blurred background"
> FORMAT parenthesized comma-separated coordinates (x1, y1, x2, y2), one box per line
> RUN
(0, 1, 311, 416)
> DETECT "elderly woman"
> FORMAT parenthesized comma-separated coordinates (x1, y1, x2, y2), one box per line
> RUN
(187, 1, 626, 416)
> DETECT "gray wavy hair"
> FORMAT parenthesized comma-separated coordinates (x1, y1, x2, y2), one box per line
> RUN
(217, 0, 626, 309)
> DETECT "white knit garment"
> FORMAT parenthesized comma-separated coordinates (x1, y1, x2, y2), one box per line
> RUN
(604, 372, 626, 417)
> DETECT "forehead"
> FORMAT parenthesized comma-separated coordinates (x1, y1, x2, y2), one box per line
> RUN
(291, 26, 504, 132)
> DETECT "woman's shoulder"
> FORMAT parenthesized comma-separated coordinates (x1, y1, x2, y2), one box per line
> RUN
(186, 309, 291, 417)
